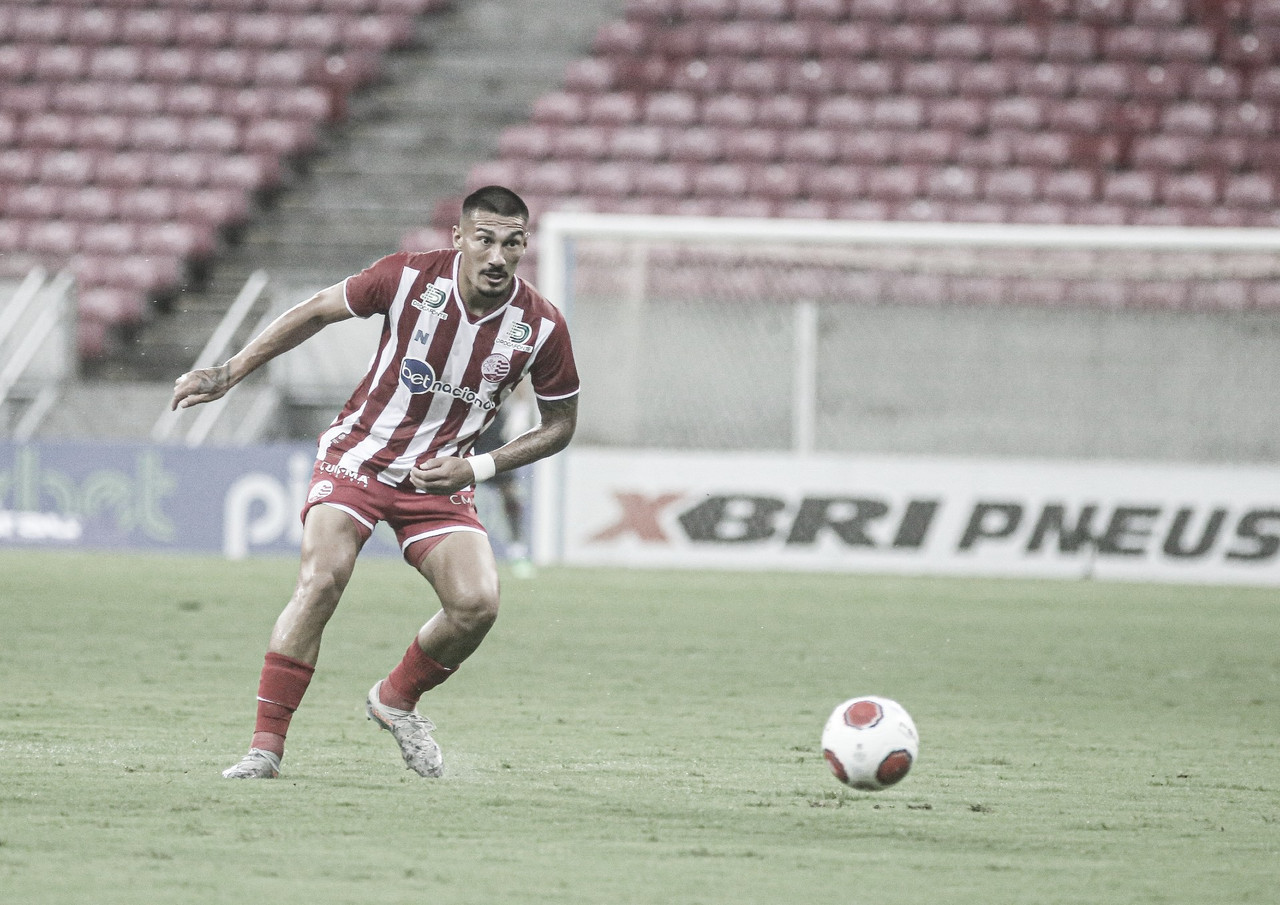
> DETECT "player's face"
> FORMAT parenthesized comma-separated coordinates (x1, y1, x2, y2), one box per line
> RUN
(453, 211, 528, 305)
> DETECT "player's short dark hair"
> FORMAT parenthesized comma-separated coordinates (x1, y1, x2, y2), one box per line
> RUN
(462, 185, 529, 223)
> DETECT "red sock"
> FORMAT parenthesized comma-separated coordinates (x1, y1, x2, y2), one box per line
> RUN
(382, 640, 455, 710)
(250, 652, 315, 757)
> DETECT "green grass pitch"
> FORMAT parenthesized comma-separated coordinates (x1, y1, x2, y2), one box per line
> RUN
(1, 549, 1276, 904)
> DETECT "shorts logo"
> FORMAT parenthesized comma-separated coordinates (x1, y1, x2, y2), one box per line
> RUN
(400, 358, 437, 394)
(481, 354, 511, 382)
(319, 461, 369, 486)
(411, 284, 449, 318)
(497, 321, 534, 353)
(308, 480, 334, 503)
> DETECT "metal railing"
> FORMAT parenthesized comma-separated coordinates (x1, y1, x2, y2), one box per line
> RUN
(0, 267, 75, 440)
(150, 269, 271, 445)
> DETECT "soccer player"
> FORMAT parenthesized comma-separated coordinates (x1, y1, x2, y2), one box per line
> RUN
(170, 186, 579, 779)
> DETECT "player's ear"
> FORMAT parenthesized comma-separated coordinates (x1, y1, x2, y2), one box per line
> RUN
(451, 225, 462, 249)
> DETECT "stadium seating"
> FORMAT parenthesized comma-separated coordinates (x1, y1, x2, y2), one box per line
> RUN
(0, 0, 450, 359)
(403, 0, 1280, 313)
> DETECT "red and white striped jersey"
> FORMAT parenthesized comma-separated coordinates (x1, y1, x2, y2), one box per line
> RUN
(315, 249, 579, 487)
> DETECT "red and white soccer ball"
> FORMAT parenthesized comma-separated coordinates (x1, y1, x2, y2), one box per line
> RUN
(821, 696, 919, 790)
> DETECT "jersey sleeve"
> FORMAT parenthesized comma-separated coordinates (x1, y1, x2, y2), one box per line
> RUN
(529, 315, 580, 401)
(343, 252, 410, 318)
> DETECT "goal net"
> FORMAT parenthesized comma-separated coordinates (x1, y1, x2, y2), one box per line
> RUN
(536, 213, 1280, 463)
(529, 213, 1280, 579)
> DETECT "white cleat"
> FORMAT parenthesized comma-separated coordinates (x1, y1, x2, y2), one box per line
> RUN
(222, 748, 281, 779)
(366, 680, 444, 777)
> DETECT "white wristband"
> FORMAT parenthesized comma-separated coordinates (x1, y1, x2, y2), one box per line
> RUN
(469, 453, 497, 484)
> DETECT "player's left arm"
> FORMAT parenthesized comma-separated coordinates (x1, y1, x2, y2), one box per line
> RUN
(410, 394, 578, 494)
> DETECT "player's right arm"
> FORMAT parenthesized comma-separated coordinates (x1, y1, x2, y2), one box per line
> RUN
(170, 282, 353, 410)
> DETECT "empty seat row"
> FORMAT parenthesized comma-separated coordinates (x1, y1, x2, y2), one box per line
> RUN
(0, 217, 219, 260)
(1, 179, 256, 222)
(0, 44, 378, 90)
(0, 11, 412, 52)
(499, 122, 1280, 172)
(621, 0, 1276, 28)
(568, 56, 1280, 102)
(2, 83, 334, 123)
(466, 158, 1277, 207)
(0, 148, 282, 192)
(531, 88, 1273, 138)
(0, 0, 445, 21)
(593, 20, 1229, 63)
(5, 112, 317, 158)
(1, 185, 253, 232)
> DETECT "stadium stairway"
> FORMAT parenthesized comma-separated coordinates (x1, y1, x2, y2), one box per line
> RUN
(46, 0, 622, 439)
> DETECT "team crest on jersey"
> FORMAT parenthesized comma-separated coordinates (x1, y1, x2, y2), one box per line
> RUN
(411, 284, 449, 318)
(497, 320, 534, 353)
(481, 354, 511, 382)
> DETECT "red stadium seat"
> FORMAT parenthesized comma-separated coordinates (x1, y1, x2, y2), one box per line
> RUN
(926, 165, 980, 200)
(1041, 169, 1097, 203)
(38, 150, 97, 186)
(588, 92, 643, 125)
(1101, 170, 1158, 205)
(780, 129, 840, 163)
(137, 222, 218, 261)
(1131, 0, 1189, 26)
(983, 168, 1039, 203)
(119, 9, 177, 45)
(1161, 172, 1218, 207)
(34, 45, 90, 81)
(692, 163, 751, 198)
(563, 58, 618, 93)
(866, 166, 922, 201)
(645, 92, 699, 126)
(897, 130, 957, 164)
(6, 184, 62, 220)
(550, 126, 612, 160)
(63, 186, 118, 221)
(756, 94, 809, 128)
(609, 126, 666, 160)
(804, 165, 869, 202)
(632, 162, 692, 197)
(838, 129, 897, 163)
(901, 61, 959, 97)
(82, 222, 139, 256)
(751, 163, 803, 199)
(152, 153, 213, 188)
(243, 119, 318, 156)
(579, 161, 636, 198)
(1220, 102, 1272, 137)
(12, 6, 68, 42)
(792, 0, 849, 20)
(1223, 173, 1276, 208)
(814, 24, 873, 57)
(928, 97, 985, 132)
(532, 92, 587, 125)
(26, 221, 82, 257)
(667, 127, 724, 162)
(702, 94, 757, 127)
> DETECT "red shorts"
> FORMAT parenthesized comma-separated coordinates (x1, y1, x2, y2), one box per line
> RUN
(301, 460, 487, 566)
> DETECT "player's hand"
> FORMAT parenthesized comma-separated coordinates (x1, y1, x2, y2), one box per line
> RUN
(171, 364, 233, 410)
(410, 457, 475, 494)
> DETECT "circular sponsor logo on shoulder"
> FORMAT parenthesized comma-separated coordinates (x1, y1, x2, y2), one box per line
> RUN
(481, 353, 511, 382)
(308, 480, 334, 503)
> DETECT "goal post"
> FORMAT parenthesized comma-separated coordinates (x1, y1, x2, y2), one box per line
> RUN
(531, 212, 1280, 583)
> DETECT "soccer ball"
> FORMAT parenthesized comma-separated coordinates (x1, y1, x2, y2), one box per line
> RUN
(821, 696, 919, 790)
